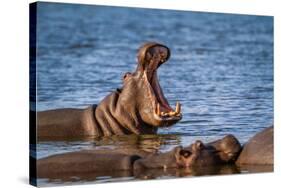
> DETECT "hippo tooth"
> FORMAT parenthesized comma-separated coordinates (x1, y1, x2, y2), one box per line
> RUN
(175, 102, 181, 114)
(161, 112, 169, 117)
(157, 103, 161, 116)
(168, 111, 176, 116)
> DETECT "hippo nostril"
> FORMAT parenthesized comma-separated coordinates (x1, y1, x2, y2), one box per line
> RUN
(183, 151, 192, 158)
(180, 149, 192, 158)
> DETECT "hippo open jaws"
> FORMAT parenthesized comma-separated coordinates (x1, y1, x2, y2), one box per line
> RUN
(37, 42, 182, 139)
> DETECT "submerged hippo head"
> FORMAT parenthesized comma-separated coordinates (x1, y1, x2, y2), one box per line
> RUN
(177, 137, 242, 168)
(119, 42, 182, 128)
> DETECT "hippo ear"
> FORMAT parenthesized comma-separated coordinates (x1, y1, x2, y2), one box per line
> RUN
(174, 146, 183, 161)
(174, 146, 183, 155)
(116, 88, 122, 93)
(192, 140, 205, 151)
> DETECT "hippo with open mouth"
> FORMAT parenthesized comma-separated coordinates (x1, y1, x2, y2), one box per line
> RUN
(38, 42, 182, 139)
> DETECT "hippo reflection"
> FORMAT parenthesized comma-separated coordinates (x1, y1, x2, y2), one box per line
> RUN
(134, 165, 240, 180)
(38, 42, 182, 139)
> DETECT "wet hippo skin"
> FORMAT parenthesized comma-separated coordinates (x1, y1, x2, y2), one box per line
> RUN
(38, 42, 182, 139)
(236, 126, 273, 165)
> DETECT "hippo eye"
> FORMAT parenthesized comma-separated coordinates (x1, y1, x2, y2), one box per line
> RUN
(195, 140, 204, 150)
(146, 51, 153, 60)
(159, 51, 167, 62)
(122, 72, 131, 80)
(116, 88, 122, 93)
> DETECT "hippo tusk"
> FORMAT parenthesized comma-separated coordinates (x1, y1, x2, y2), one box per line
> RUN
(175, 102, 181, 114)
(157, 103, 161, 116)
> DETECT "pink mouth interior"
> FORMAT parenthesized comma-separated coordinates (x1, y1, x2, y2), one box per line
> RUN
(150, 71, 173, 112)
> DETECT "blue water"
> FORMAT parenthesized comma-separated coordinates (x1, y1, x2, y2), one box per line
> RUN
(35, 2, 273, 185)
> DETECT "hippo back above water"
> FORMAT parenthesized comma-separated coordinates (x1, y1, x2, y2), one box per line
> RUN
(236, 126, 273, 165)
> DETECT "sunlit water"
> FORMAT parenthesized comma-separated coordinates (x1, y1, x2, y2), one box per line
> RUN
(34, 2, 273, 186)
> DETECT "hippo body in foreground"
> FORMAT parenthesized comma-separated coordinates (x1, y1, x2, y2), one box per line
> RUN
(38, 151, 140, 178)
(37, 135, 241, 178)
(38, 43, 182, 139)
(236, 126, 273, 165)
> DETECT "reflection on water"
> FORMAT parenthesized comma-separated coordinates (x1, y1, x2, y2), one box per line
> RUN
(37, 134, 181, 159)
(35, 2, 273, 186)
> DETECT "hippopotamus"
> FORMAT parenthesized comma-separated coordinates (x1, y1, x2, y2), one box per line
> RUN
(38, 42, 182, 139)
(37, 135, 241, 179)
(236, 126, 273, 165)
